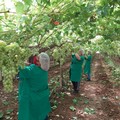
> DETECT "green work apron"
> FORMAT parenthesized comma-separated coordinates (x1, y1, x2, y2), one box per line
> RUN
(18, 64, 51, 120)
(84, 55, 92, 74)
(70, 54, 84, 82)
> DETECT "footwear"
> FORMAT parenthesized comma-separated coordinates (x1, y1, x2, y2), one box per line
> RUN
(73, 90, 79, 94)
(71, 91, 77, 94)
(87, 79, 91, 81)
(75, 90, 79, 93)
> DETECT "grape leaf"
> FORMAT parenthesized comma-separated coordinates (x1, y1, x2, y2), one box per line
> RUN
(0, 112, 4, 118)
(15, 2, 24, 14)
(6, 109, 13, 114)
(2, 101, 9, 106)
(69, 106, 76, 111)
(72, 98, 78, 104)
(23, 0, 32, 5)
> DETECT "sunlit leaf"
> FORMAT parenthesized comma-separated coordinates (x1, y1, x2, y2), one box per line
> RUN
(84, 108, 96, 114)
(72, 116, 77, 120)
(6, 109, 13, 114)
(69, 106, 76, 111)
(15, 2, 24, 14)
(51, 105, 57, 110)
(23, 0, 32, 5)
(5, 115, 11, 119)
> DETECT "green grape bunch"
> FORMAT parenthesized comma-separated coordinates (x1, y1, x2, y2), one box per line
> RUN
(0, 40, 31, 92)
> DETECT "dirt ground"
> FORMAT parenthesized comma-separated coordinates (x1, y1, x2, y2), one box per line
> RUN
(0, 54, 120, 120)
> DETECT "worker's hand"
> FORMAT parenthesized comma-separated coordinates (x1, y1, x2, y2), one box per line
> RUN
(75, 53, 80, 60)
(24, 61, 30, 66)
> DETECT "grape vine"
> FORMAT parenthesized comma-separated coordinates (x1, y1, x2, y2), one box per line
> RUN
(0, 0, 119, 92)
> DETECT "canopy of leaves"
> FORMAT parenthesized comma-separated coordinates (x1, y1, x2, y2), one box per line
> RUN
(0, 0, 120, 92)
(0, 0, 119, 51)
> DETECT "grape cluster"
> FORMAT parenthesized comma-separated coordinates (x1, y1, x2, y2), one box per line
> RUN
(0, 40, 30, 92)
(52, 43, 74, 65)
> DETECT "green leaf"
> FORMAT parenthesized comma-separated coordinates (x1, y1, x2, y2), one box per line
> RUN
(53, 100, 58, 105)
(6, 109, 13, 114)
(72, 98, 78, 104)
(51, 105, 57, 110)
(69, 106, 76, 111)
(0, 16, 3, 20)
(84, 100, 89, 104)
(72, 117, 77, 120)
(60, 92, 65, 97)
(0, 112, 4, 118)
(37, 0, 50, 5)
(36, 0, 40, 4)
(84, 108, 96, 114)
(15, 2, 24, 14)
(23, 0, 32, 5)
(90, 108, 96, 114)
(43, 0, 50, 5)
(5, 115, 11, 119)
(84, 107, 90, 113)
(2, 101, 9, 106)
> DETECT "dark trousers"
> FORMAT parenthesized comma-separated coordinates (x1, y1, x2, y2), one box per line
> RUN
(87, 73, 91, 81)
(72, 81, 80, 92)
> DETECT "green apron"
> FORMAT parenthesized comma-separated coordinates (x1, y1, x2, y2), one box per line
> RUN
(70, 54, 84, 82)
(18, 64, 51, 120)
(84, 55, 92, 74)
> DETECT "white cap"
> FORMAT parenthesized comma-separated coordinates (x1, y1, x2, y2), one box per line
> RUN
(79, 49, 84, 55)
(38, 52, 50, 71)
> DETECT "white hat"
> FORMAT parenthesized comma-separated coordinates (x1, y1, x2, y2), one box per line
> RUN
(38, 52, 50, 71)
